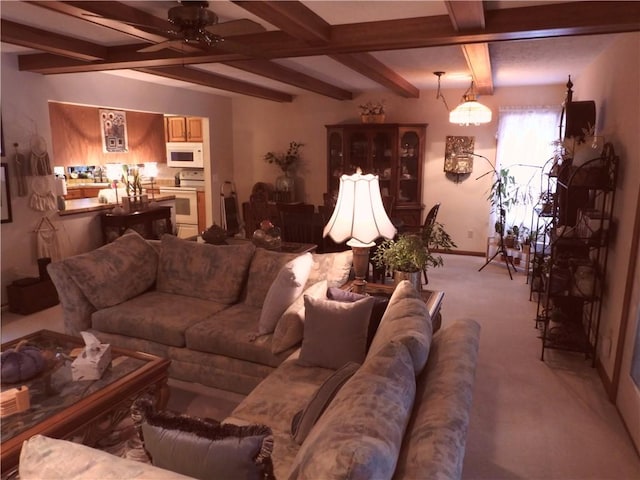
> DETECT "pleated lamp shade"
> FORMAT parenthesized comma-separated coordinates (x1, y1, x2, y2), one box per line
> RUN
(323, 170, 396, 247)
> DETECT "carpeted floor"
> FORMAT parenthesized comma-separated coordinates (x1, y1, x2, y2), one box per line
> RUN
(2, 253, 639, 478)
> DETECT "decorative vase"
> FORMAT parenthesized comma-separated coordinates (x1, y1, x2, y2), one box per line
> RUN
(275, 171, 295, 201)
(393, 270, 422, 292)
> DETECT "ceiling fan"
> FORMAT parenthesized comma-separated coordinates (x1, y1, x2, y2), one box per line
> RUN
(87, 1, 265, 54)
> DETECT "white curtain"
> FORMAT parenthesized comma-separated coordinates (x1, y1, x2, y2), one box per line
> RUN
(495, 106, 562, 234)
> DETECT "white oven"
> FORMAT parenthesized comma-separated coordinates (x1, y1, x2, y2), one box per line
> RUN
(159, 186, 200, 239)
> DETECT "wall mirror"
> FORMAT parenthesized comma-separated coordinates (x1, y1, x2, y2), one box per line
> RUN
(1, 162, 12, 223)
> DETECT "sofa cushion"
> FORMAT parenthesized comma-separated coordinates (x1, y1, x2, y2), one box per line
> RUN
(156, 235, 255, 304)
(135, 398, 274, 480)
(63, 230, 158, 310)
(367, 280, 433, 375)
(258, 253, 313, 335)
(291, 361, 360, 445)
(244, 249, 301, 308)
(92, 291, 229, 347)
(227, 355, 336, 434)
(326, 287, 390, 348)
(185, 303, 288, 367)
(19, 435, 191, 480)
(289, 340, 416, 480)
(305, 250, 353, 288)
(271, 280, 327, 354)
(297, 295, 375, 370)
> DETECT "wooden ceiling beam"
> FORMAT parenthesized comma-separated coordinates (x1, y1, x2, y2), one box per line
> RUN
(445, 1, 494, 95)
(233, 0, 330, 45)
(135, 66, 293, 103)
(235, 0, 418, 97)
(14, 3, 640, 73)
(0, 19, 107, 61)
(330, 53, 419, 98)
(28, 0, 173, 44)
(224, 59, 352, 100)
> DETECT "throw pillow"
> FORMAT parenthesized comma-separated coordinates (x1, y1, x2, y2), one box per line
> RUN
(326, 287, 390, 349)
(257, 253, 313, 335)
(291, 361, 360, 445)
(271, 280, 327, 354)
(156, 235, 255, 304)
(63, 230, 158, 309)
(305, 250, 353, 288)
(137, 400, 274, 480)
(298, 295, 375, 369)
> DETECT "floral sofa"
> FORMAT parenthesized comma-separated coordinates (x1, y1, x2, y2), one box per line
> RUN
(47, 231, 354, 394)
(39, 231, 482, 479)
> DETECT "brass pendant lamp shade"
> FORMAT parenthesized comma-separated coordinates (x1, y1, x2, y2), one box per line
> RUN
(449, 81, 492, 126)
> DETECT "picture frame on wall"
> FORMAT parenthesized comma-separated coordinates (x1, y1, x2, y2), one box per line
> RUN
(1, 162, 12, 223)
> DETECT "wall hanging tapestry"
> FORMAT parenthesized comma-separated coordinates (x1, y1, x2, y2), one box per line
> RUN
(100, 109, 128, 153)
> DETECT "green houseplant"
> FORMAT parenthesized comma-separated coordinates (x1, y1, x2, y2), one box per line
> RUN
(372, 221, 456, 290)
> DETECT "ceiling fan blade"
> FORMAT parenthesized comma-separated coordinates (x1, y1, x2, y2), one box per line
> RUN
(138, 39, 185, 53)
(205, 19, 266, 37)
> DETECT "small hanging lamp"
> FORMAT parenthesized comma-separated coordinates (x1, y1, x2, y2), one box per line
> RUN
(449, 80, 492, 126)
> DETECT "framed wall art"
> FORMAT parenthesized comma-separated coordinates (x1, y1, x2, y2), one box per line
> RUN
(1, 162, 13, 223)
(100, 109, 129, 153)
(444, 136, 475, 180)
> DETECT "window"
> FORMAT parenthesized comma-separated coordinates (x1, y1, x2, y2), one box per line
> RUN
(495, 106, 562, 234)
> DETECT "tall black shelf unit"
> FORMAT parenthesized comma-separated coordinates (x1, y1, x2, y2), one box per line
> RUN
(533, 143, 618, 365)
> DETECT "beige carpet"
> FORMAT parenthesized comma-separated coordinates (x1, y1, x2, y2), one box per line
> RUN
(2, 254, 639, 479)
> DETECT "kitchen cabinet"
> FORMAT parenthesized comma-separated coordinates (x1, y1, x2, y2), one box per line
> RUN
(197, 190, 206, 233)
(64, 186, 103, 200)
(325, 123, 427, 228)
(166, 116, 203, 142)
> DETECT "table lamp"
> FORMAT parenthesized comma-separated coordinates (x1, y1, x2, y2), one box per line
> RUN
(105, 163, 124, 215)
(323, 169, 397, 294)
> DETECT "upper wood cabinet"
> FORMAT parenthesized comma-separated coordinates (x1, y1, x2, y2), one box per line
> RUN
(166, 116, 203, 142)
(49, 102, 166, 166)
(325, 123, 427, 228)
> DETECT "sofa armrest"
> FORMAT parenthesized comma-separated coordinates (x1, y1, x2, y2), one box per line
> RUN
(19, 435, 193, 480)
(47, 261, 95, 336)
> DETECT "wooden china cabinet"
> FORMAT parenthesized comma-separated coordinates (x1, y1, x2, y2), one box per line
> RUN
(325, 123, 427, 228)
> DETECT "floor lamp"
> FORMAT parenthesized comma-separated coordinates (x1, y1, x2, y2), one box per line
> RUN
(323, 169, 397, 294)
(471, 153, 517, 280)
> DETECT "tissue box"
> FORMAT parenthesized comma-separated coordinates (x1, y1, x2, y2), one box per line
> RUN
(71, 344, 112, 381)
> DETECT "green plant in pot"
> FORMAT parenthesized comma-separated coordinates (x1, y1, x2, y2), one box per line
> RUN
(372, 222, 456, 290)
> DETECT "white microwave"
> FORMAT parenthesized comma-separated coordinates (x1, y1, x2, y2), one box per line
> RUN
(166, 142, 204, 168)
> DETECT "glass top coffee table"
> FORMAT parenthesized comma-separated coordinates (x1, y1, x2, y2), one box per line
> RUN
(0, 330, 170, 477)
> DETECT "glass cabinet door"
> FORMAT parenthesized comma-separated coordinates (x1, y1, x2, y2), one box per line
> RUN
(348, 132, 369, 173)
(372, 131, 393, 199)
(327, 129, 344, 195)
(398, 130, 420, 204)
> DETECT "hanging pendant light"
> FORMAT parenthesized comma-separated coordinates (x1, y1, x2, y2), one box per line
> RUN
(449, 80, 492, 126)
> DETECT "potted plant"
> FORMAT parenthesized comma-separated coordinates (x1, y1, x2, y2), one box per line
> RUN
(372, 221, 456, 290)
(359, 100, 386, 123)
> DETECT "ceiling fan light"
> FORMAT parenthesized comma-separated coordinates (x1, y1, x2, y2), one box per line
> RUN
(449, 97, 492, 126)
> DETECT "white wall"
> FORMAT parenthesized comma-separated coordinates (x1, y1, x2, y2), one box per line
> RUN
(0, 54, 234, 304)
(573, 32, 640, 379)
(232, 84, 565, 253)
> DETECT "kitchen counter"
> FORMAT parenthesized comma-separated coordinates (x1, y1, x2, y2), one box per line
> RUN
(58, 194, 175, 216)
